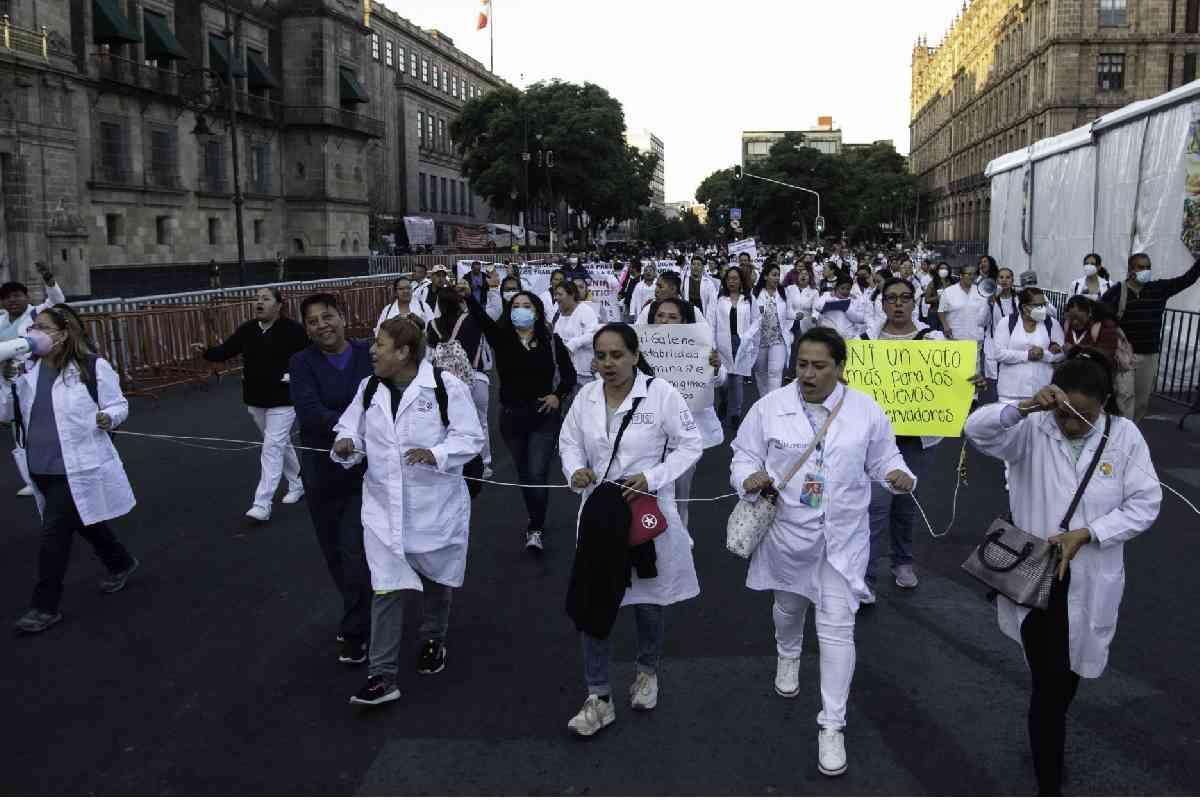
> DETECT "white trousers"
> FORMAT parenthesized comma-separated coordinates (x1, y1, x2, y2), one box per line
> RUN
(754, 342, 788, 397)
(470, 374, 492, 466)
(772, 558, 856, 730)
(247, 405, 301, 511)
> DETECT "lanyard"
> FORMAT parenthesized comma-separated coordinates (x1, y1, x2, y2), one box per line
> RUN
(799, 387, 838, 472)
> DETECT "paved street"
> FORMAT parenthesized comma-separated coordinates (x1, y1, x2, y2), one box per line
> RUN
(3, 377, 1199, 796)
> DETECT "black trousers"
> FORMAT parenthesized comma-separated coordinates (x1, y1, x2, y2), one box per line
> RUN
(30, 473, 134, 614)
(300, 451, 372, 643)
(1020, 571, 1081, 796)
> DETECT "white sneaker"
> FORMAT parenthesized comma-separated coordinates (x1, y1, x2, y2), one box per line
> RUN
(567, 695, 615, 737)
(524, 530, 544, 551)
(245, 506, 271, 522)
(17, 485, 34, 497)
(893, 564, 919, 589)
(817, 727, 847, 777)
(630, 672, 658, 711)
(281, 487, 304, 504)
(482, 465, 494, 479)
(860, 587, 876, 606)
(774, 656, 801, 698)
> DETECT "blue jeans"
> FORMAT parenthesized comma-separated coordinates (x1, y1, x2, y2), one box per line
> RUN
(498, 403, 560, 531)
(866, 437, 928, 581)
(722, 373, 745, 419)
(580, 604, 665, 696)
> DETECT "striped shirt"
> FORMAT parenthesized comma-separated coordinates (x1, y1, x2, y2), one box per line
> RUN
(1100, 258, 1200, 354)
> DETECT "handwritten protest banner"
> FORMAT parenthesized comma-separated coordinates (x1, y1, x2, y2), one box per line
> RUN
(728, 237, 758, 260)
(635, 323, 716, 412)
(843, 339, 977, 437)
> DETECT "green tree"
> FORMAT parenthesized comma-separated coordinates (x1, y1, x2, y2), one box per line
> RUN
(451, 80, 656, 244)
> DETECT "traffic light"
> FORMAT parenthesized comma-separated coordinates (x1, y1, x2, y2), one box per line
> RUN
(733, 165, 742, 181)
(549, 211, 557, 228)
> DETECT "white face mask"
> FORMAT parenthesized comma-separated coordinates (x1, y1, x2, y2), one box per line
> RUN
(938, 269, 949, 279)
(502, 290, 518, 302)
(1028, 306, 1048, 322)
(1135, 269, 1153, 283)
(1083, 264, 1097, 277)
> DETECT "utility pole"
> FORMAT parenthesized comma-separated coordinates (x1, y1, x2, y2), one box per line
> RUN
(224, 0, 247, 286)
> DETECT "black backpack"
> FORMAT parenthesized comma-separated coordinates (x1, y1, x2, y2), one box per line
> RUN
(360, 367, 484, 499)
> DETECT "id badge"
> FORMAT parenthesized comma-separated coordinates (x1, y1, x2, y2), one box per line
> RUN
(799, 471, 825, 509)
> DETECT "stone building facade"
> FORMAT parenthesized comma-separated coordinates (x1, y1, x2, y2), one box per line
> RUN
(910, 0, 1200, 245)
(0, 0, 505, 299)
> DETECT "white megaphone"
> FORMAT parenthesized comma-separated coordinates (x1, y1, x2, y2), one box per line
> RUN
(0, 330, 54, 363)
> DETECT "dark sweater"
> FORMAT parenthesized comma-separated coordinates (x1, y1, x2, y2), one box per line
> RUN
(288, 340, 374, 449)
(464, 295, 576, 407)
(203, 317, 310, 407)
(1100, 257, 1200, 354)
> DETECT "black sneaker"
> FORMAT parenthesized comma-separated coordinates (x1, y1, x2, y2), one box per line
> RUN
(14, 609, 63, 634)
(338, 638, 367, 665)
(417, 639, 447, 675)
(349, 675, 400, 706)
(99, 557, 139, 594)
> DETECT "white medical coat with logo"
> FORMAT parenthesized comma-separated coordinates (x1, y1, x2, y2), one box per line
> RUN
(730, 384, 913, 611)
(332, 361, 484, 592)
(559, 374, 703, 607)
(964, 404, 1161, 677)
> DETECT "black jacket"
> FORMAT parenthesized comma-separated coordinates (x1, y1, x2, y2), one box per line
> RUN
(566, 482, 657, 639)
(203, 317, 310, 408)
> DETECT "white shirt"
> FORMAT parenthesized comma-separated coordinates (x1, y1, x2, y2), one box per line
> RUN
(0, 282, 66, 345)
(939, 282, 989, 342)
(630, 280, 657, 320)
(552, 301, 601, 380)
(964, 404, 1161, 678)
(1069, 275, 1112, 301)
(375, 298, 431, 335)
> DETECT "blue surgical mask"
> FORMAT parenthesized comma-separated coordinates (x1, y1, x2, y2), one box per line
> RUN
(510, 307, 536, 329)
(1135, 269, 1152, 283)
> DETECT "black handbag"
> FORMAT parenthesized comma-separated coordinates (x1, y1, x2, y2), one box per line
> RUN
(961, 414, 1112, 610)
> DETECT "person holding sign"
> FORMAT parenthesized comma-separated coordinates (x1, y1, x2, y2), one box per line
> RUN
(730, 327, 915, 778)
(992, 287, 1066, 408)
(706, 268, 759, 429)
(559, 324, 702, 737)
(963, 352, 1160, 796)
(860, 278, 944, 597)
(813, 273, 861, 340)
(646, 297, 723, 530)
(752, 263, 795, 397)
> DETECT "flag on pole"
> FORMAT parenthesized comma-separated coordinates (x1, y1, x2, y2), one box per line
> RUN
(477, 0, 490, 30)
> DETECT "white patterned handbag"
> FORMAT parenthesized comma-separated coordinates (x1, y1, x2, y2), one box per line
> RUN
(726, 393, 844, 559)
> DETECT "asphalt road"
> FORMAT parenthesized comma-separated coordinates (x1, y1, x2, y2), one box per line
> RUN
(3, 376, 1198, 796)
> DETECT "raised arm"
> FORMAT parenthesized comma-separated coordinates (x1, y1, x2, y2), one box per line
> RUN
(202, 321, 247, 362)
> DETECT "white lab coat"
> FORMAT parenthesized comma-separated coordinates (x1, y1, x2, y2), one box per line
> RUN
(982, 294, 1020, 380)
(538, 289, 559, 320)
(1068, 276, 1112, 301)
(331, 361, 484, 591)
(705, 295, 760, 377)
(752, 288, 795, 351)
(680, 271, 719, 313)
(630, 280, 658, 321)
(559, 373, 703, 606)
(964, 404, 1161, 677)
(786, 285, 819, 335)
(730, 383, 912, 610)
(375, 299, 432, 336)
(0, 357, 135, 526)
(553, 302, 601, 380)
(993, 315, 1066, 401)
(813, 292, 861, 340)
(411, 278, 433, 309)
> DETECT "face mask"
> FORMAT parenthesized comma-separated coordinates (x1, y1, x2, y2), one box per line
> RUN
(1083, 264, 1097, 277)
(1135, 269, 1152, 283)
(510, 307, 536, 329)
(938, 269, 949, 279)
(502, 291, 518, 302)
(1028, 306, 1048, 322)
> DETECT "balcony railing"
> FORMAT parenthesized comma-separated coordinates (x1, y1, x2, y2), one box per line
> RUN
(93, 52, 181, 96)
(282, 105, 385, 138)
(1, 15, 48, 61)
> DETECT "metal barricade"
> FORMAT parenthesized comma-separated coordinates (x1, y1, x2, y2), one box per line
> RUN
(1156, 307, 1200, 408)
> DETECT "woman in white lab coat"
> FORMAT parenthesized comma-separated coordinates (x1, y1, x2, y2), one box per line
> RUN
(813, 273, 862, 340)
(552, 281, 601, 391)
(785, 264, 819, 335)
(730, 327, 915, 779)
(537, 269, 567, 320)
(964, 351, 1161, 795)
(647, 297, 723, 530)
(706, 267, 759, 428)
(1, 304, 138, 634)
(982, 267, 1019, 381)
(559, 323, 702, 738)
(751, 263, 795, 397)
(332, 316, 484, 707)
(993, 287, 1066, 405)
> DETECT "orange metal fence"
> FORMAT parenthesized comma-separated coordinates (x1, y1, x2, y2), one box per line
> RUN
(79, 281, 396, 398)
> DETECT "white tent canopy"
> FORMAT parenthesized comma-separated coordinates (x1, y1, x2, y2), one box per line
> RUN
(986, 81, 1200, 314)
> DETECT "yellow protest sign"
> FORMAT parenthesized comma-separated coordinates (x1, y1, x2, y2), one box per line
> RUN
(843, 339, 977, 437)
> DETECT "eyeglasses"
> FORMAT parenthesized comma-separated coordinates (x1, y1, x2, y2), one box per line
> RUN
(882, 293, 914, 304)
(29, 323, 60, 333)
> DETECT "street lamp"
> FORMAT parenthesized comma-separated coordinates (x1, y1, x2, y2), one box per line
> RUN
(509, 188, 518, 251)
